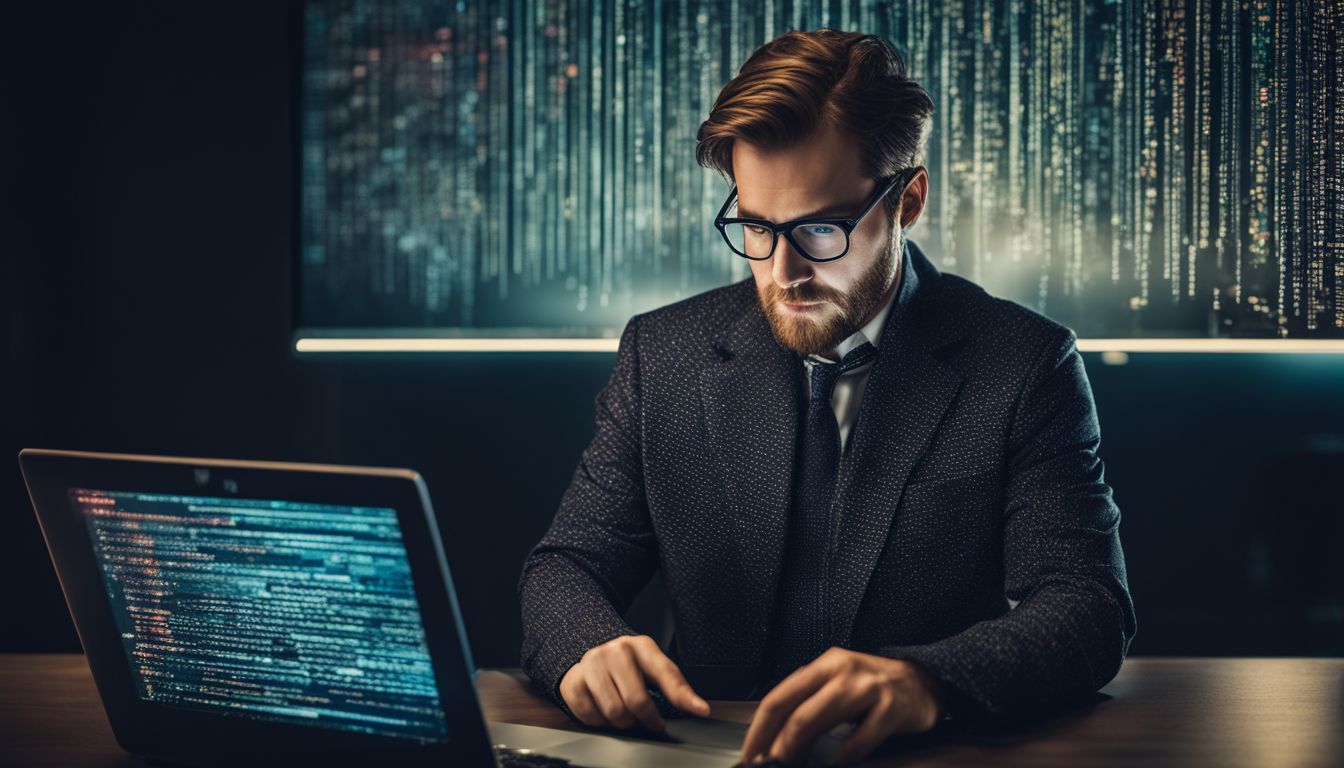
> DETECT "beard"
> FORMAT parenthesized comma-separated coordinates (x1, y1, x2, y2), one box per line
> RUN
(758, 230, 902, 357)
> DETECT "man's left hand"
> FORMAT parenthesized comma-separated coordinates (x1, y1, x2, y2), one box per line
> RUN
(739, 647, 946, 766)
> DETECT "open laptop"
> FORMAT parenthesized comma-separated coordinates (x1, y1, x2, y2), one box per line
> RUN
(18, 449, 846, 767)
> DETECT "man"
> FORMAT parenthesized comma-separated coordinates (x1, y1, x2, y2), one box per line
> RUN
(518, 29, 1135, 766)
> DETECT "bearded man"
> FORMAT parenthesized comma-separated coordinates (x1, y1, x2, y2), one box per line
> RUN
(518, 29, 1136, 767)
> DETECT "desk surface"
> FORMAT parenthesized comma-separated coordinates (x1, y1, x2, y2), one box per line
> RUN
(1, 655, 1341, 766)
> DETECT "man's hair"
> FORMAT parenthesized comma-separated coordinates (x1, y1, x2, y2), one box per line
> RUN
(696, 29, 933, 218)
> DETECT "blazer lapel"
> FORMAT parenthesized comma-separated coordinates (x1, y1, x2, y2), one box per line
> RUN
(699, 291, 801, 661)
(827, 245, 969, 648)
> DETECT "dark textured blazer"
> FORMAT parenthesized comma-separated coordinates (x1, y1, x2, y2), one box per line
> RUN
(518, 239, 1136, 720)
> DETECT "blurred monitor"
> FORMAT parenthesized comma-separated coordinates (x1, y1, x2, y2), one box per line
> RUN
(294, 0, 1344, 349)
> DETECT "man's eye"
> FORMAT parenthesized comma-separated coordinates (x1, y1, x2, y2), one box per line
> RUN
(800, 224, 837, 236)
(745, 224, 771, 236)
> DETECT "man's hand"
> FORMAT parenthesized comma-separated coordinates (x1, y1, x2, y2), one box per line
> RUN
(740, 648, 945, 766)
(558, 634, 711, 732)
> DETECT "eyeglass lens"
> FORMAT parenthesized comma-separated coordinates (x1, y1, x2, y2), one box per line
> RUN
(720, 221, 848, 261)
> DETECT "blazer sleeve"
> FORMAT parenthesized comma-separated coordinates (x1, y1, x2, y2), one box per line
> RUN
(517, 314, 657, 716)
(876, 327, 1137, 719)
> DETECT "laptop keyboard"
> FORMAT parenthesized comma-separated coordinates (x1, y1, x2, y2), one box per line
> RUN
(493, 744, 592, 767)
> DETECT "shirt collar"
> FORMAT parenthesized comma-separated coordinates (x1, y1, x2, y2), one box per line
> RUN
(806, 237, 915, 365)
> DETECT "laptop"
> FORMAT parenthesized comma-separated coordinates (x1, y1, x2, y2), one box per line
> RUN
(18, 449, 847, 767)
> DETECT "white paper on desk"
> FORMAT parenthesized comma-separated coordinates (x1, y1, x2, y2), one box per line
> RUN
(661, 717, 853, 766)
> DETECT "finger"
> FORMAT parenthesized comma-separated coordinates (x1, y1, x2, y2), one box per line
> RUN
(608, 644, 666, 731)
(584, 664, 636, 729)
(740, 661, 834, 762)
(564, 675, 614, 729)
(633, 638, 710, 716)
(769, 675, 875, 766)
(836, 694, 897, 765)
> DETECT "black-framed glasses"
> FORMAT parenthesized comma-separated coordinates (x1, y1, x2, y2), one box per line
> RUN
(713, 166, 922, 263)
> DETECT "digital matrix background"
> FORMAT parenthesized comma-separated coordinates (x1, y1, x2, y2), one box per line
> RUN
(299, 0, 1343, 339)
(71, 488, 449, 742)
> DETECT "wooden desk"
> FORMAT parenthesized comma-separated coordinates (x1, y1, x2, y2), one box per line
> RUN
(1, 655, 1340, 766)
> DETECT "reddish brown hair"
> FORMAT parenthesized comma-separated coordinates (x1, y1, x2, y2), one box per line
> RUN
(696, 29, 933, 217)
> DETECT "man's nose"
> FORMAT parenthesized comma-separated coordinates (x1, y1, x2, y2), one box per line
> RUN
(771, 236, 814, 290)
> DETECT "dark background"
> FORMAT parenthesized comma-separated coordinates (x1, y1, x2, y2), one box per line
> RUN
(4, 2, 1342, 666)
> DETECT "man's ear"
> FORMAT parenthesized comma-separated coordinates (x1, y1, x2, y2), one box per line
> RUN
(898, 168, 929, 229)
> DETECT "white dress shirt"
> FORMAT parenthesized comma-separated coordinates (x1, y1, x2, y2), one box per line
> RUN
(802, 279, 900, 451)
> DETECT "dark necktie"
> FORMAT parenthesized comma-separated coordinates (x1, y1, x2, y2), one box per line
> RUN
(766, 341, 879, 683)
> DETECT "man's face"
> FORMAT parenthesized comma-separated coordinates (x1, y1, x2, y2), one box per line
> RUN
(730, 121, 926, 358)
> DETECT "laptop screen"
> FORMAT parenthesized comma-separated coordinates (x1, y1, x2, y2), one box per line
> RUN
(69, 487, 450, 743)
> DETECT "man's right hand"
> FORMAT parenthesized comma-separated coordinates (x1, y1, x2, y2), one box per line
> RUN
(558, 634, 711, 732)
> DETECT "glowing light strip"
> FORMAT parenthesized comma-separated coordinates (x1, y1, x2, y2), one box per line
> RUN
(1075, 339, 1344, 353)
(296, 337, 1344, 354)
(295, 337, 621, 352)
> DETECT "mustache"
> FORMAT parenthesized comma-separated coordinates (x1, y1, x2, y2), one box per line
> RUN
(766, 283, 840, 304)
